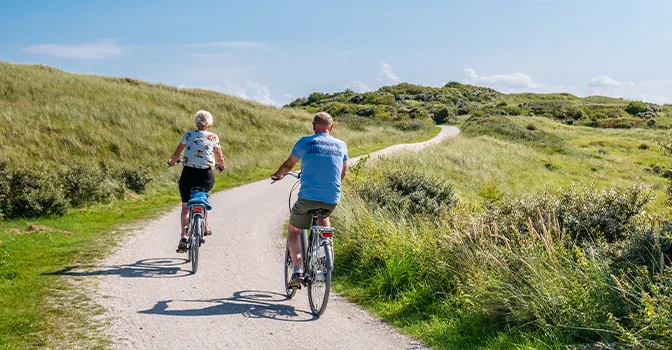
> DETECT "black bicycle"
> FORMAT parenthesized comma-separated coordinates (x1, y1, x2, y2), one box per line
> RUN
(275, 171, 335, 316)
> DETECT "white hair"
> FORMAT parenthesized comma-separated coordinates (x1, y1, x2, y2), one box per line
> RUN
(194, 110, 214, 127)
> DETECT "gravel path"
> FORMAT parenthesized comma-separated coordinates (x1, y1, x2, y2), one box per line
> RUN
(90, 126, 459, 349)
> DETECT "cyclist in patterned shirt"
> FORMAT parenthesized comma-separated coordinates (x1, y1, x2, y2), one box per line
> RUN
(168, 110, 226, 252)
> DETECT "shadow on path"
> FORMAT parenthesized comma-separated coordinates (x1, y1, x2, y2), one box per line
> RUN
(138, 290, 318, 322)
(46, 257, 191, 279)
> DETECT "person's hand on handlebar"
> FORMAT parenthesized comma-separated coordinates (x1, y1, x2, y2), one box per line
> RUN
(215, 164, 226, 173)
(167, 158, 182, 166)
(271, 172, 284, 181)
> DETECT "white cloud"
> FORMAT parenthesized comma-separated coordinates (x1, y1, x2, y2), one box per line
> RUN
(188, 41, 264, 48)
(341, 50, 353, 57)
(377, 62, 401, 84)
(465, 68, 544, 89)
(351, 81, 372, 93)
(178, 80, 276, 106)
(587, 75, 633, 88)
(284, 94, 294, 99)
(22, 39, 122, 59)
(220, 80, 276, 106)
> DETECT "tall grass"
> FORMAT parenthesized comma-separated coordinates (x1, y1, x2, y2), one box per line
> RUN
(334, 115, 672, 349)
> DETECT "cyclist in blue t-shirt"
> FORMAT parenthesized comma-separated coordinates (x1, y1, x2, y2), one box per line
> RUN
(271, 112, 349, 286)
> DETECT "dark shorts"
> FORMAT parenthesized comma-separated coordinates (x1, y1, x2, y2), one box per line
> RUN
(289, 197, 338, 229)
(179, 166, 214, 203)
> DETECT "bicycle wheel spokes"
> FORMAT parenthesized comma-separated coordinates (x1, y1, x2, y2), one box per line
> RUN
(308, 244, 331, 316)
(284, 246, 297, 299)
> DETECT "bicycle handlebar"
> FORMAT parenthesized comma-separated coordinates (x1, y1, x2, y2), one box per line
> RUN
(270, 171, 301, 184)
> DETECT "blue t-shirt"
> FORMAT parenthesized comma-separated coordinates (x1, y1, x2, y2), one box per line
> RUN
(291, 133, 348, 204)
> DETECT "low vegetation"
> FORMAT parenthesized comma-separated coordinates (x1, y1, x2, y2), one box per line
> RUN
(287, 82, 671, 130)
(334, 115, 672, 349)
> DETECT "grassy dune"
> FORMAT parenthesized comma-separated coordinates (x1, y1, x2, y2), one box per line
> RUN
(334, 115, 672, 349)
(0, 61, 437, 349)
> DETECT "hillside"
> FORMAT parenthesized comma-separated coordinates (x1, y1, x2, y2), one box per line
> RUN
(0, 61, 435, 219)
(287, 81, 672, 129)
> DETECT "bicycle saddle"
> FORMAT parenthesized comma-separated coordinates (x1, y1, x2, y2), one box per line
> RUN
(307, 208, 331, 217)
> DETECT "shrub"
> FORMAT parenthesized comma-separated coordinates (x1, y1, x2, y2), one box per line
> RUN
(626, 101, 648, 116)
(432, 107, 455, 124)
(492, 184, 651, 243)
(62, 164, 110, 207)
(1, 167, 69, 218)
(526, 124, 537, 131)
(502, 105, 522, 116)
(116, 166, 152, 193)
(355, 169, 457, 216)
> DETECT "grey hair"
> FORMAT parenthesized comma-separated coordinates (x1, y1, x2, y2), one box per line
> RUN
(194, 110, 214, 127)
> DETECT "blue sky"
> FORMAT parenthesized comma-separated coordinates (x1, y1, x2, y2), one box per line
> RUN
(1, 0, 671, 105)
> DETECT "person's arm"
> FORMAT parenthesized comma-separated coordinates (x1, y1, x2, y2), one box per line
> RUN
(272, 154, 300, 180)
(168, 143, 186, 165)
(341, 143, 349, 181)
(341, 160, 349, 181)
(215, 146, 226, 168)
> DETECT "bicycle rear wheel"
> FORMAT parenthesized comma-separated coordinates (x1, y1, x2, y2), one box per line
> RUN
(283, 245, 297, 299)
(308, 242, 331, 316)
(191, 216, 201, 274)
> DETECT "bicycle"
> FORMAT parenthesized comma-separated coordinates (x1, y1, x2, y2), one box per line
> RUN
(184, 187, 208, 274)
(274, 171, 335, 316)
(168, 159, 223, 274)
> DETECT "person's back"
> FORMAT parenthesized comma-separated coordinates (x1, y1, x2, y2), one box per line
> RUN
(293, 132, 348, 205)
(271, 112, 349, 286)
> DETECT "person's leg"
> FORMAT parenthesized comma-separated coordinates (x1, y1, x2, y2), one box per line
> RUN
(317, 217, 330, 227)
(180, 203, 189, 238)
(287, 224, 303, 268)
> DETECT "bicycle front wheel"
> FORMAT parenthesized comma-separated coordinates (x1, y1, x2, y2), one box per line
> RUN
(191, 216, 201, 274)
(308, 243, 331, 316)
(283, 245, 297, 299)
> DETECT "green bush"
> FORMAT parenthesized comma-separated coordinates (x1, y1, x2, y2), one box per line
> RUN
(0, 166, 69, 218)
(432, 107, 455, 124)
(116, 166, 152, 193)
(355, 169, 457, 216)
(492, 184, 651, 243)
(62, 164, 111, 207)
(626, 101, 648, 116)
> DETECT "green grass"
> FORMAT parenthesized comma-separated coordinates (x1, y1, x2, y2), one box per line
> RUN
(0, 61, 439, 349)
(333, 115, 672, 349)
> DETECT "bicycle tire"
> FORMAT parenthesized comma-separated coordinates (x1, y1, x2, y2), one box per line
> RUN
(191, 216, 201, 274)
(308, 241, 331, 317)
(283, 246, 297, 299)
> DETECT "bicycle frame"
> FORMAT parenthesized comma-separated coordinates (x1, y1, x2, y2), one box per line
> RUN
(300, 215, 335, 285)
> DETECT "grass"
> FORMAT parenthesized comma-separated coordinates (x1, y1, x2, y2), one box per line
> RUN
(332, 114, 672, 349)
(0, 61, 439, 349)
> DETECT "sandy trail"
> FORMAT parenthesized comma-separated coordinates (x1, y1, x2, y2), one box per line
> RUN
(87, 126, 459, 349)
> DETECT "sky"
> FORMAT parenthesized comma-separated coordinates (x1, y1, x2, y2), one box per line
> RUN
(1, 0, 671, 105)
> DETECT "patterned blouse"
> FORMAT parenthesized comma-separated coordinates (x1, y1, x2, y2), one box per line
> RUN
(180, 130, 221, 169)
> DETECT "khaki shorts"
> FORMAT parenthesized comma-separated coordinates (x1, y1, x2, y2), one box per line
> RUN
(289, 198, 337, 229)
